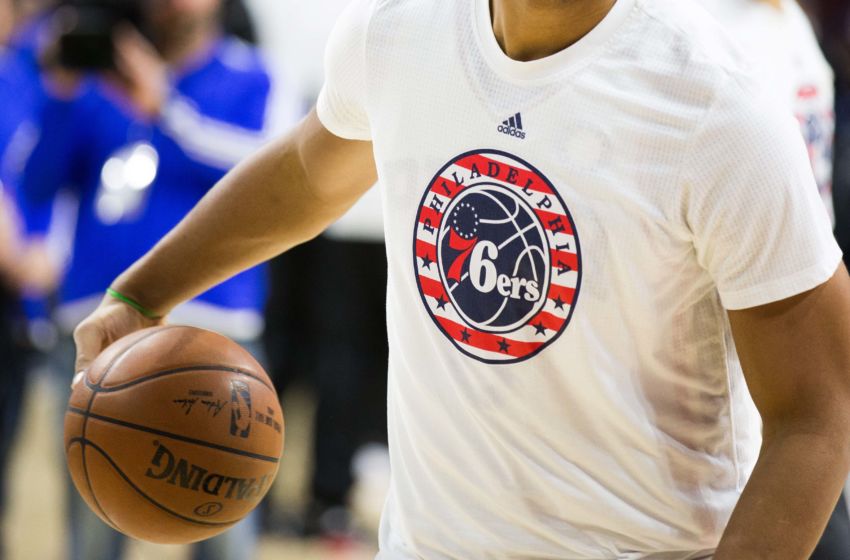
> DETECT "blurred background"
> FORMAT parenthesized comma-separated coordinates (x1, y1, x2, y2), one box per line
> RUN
(0, 0, 386, 558)
(0, 0, 848, 559)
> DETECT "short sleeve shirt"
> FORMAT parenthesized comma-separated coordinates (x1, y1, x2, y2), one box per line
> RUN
(318, 0, 841, 557)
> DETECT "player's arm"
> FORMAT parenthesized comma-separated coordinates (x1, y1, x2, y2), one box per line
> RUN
(714, 264, 850, 559)
(72, 109, 376, 372)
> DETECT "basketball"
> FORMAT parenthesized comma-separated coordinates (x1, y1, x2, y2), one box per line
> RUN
(63, 325, 284, 544)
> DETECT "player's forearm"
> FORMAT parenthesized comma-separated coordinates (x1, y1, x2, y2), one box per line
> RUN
(111, 112, 375, 316)
(715, 420, 850, 559)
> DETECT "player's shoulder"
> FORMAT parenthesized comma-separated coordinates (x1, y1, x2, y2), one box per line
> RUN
(624, 0, 766, 114)
(783, 0, 832, 72)
(636, 0, 751, 75)
(357, 0, 445, 27)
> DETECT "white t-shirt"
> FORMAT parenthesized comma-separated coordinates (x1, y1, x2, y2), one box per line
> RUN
(699, 0, 836, 224)
(317, 0, 841, 557)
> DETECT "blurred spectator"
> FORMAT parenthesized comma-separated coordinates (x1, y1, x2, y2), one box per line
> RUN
(804, 0, 850, 267)
(700, 0, 850, 557)
(801, 1, 850, 552)
(701, 0, 835, 220)
(246, 0, 349, 104)
(222, 0, 257, 44)
(801, 0, 849, 84)
(0, 0, 59, 298)
(303, 188, 388, 539)
(0, 1, 59, 556)
(19, 0, 299, 558)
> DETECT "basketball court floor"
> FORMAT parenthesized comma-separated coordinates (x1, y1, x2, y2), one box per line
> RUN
(3, 372, 379, 560)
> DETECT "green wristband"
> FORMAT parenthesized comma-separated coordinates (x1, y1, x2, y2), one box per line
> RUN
(106, 288, 161, 319)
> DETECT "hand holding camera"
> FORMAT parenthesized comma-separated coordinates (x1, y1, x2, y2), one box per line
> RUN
(107, 25, 169, 118)
(46, 0, 168, 117)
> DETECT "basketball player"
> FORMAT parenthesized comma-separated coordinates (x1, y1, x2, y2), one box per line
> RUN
(74, 0, 850, 557)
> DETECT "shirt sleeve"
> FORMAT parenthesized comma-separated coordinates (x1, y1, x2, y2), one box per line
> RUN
(315, 0, 375, 141)
(684, 73, 842, 310)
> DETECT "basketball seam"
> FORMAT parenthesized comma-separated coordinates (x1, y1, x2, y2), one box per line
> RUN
(67, 406, 280, 463)
(92, 325, 184, 387)
(68, 437, 242, 527)
(80, 326, 178, 531)
(85, 364, 274, 393)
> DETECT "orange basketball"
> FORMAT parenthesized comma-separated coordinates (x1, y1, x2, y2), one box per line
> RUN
(64, 325, 284, 544)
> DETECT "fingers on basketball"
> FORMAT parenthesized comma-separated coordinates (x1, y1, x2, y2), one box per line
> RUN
(73, 319, 107, 377)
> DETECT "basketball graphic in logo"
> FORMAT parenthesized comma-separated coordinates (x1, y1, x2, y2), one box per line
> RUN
(413, 150, 582, 363)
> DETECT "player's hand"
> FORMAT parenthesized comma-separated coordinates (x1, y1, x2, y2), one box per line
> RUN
(72, 296, 164, 386)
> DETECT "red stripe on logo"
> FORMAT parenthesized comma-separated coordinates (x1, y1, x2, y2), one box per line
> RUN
(548, 284, 577, 303)
(419, 275, 447, 302)
(535, 209, 574, 235)
(527, 310, 567, 332)
(453, 154, 552, 197)
(549, 249, 579, 273)
(416, 239, 437, 260)
(434, 315, 544, 358)
(429, 175, 465, 199)
(417, 206, 443, 229)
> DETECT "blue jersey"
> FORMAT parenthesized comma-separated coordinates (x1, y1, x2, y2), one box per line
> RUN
(21, 38, 277, 338)
(0, 21, 53, 322)
(0, 18, 45, 203)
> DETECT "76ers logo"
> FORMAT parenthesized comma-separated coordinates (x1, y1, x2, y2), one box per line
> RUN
(413, 149, 581, 363)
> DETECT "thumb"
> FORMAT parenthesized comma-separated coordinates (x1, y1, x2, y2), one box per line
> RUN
(71, 371, 86, 389)
(72, 321, 106, 382)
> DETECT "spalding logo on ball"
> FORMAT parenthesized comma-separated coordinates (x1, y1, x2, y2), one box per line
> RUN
(413, 149, 582, 363)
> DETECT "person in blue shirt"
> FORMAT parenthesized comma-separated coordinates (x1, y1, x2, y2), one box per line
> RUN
(1, 0, 56, 287)
(0, 0, 60, 557)
(20, 0, 298, 558)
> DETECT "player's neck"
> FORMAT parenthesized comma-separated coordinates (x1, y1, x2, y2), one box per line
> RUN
(490, 0, 617, 61)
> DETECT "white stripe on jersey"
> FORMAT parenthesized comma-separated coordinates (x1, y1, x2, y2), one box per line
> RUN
(160, 95, 271, 170)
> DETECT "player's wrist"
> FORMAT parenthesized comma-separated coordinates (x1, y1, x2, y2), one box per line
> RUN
(106, 275, 172, 319)
(105, 287, 162, 319)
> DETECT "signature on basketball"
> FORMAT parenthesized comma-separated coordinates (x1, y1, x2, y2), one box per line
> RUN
(170, 385, 281, 436)
(172, 396, 227, 417)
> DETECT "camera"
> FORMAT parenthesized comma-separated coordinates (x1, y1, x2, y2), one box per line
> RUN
(56, 0, 145, 69)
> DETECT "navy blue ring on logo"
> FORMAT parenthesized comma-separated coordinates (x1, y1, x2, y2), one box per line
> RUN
(412, 149, 582, 364)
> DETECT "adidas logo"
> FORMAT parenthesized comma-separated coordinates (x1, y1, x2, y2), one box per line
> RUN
(497, 112, 526, 139)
